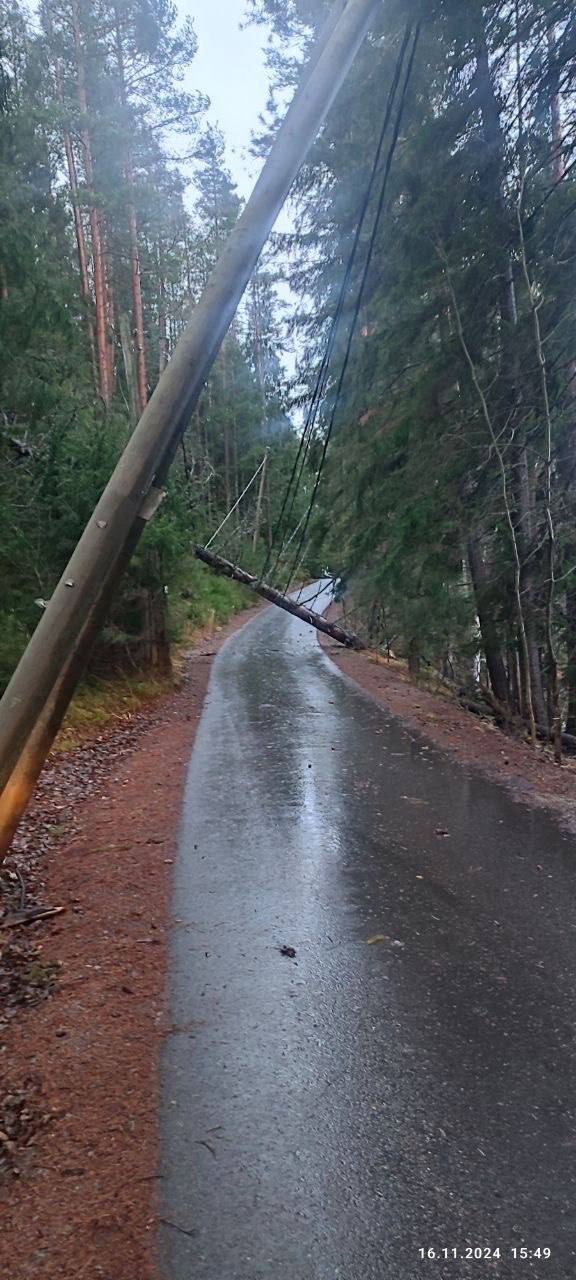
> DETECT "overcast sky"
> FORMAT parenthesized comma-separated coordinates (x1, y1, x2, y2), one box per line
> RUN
(179, 0, 272, 200)
(178, 0, 300, 380)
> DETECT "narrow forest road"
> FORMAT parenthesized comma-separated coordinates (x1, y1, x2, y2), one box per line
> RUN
(160, 583, 576, 1280)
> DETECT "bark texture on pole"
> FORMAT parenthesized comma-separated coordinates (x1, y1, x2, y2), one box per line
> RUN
(0, 640, 93, 860)
(0, 0, 382, 795)
(0, 517, 147, 861)
(195, 546, 366, 651)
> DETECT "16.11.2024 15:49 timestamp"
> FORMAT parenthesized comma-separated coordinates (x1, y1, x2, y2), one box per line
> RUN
(418, 1248, 551, 1261)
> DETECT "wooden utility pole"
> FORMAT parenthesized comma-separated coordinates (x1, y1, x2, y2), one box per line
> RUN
(253, 448, 269, 550)
(0, 0, 382, 821)
(0, 519, 145, 856)
(195, 547, 366, 650)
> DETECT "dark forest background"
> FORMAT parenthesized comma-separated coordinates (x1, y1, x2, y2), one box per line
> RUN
(3, 0, 576, 748)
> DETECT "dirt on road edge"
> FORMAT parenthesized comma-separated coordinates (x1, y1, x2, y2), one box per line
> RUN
(4, 595, 576, 1280)
(319, 620, 576, 836)
(0, 602, 263, 1280)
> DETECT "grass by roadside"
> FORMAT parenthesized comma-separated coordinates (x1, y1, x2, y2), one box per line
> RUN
(58, 573, 254, 750)
(56, 672, 174, 751)
(1, 595, 265, 1280)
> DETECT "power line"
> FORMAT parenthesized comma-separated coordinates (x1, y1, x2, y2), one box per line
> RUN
(259, 23, 414, 587)
(284, 24, 421, 594)
(205, 455, 267, 549)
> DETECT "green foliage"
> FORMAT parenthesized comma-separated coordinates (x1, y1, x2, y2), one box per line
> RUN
(177, 561, 253, 630)
(0, 0, 298, 697)
(258, 0, 576, 725)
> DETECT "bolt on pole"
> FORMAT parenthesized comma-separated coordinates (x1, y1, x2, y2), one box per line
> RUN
(0, 0, 382, 797)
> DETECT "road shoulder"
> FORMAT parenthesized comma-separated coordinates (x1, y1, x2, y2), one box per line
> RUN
(0, 602, 263, 1280)
(319, 629, 576, 836)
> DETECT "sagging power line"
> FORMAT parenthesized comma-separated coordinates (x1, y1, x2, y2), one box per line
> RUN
(197, 23, 421, 634)
(0, 0, 384, 858)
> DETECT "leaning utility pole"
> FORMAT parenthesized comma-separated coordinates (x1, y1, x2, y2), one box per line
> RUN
(0, 0, 382, 828)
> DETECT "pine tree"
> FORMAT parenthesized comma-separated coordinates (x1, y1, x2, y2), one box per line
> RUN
(0, 0, 294, 690)
(253, 0, 576, 743)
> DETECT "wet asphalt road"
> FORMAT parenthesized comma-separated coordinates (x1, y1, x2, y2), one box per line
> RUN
(160, 583, 576, 1280)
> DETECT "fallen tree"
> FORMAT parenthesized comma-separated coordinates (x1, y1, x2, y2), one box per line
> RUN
(194, 546, 366, 651)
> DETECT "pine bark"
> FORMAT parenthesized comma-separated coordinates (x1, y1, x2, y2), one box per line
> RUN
(119, 312, 140, 426)
(548, 21, 576, 733)
(475, 28, 546, 737)
(517, 443, 549, 732)
(548, 23, 565, 184)
(114, 3, 148, 415)
(467, 535, 509, 708)
(158, 241, 169, 375)
(71, 0, 112, 406)
(56, 60, 92, 307)
(126, 166, 148, 413)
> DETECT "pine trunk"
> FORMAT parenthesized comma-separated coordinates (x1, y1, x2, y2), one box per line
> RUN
(408, 638, 420, 677)
(56, 62, 90, 301)
(476, 28, 544, 739)
(547, 23, 565, 183)
(548, 21, 576, 733)
(145, 587, 171, 674)
(517, 442, 549, 733)
(71, 0, 111, 407)
(467, 535, 509, 708)
(119, 311, 140, 426)
(126, 165, 148, 414)
(158, 242, 169, 375)
(565, 587, 576, 735)
(114, 3, 148, 415)
(507, 645, 521, 716)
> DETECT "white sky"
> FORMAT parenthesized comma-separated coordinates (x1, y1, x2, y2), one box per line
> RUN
(177, 1, 299, 379)
(179, 0, 272, 200)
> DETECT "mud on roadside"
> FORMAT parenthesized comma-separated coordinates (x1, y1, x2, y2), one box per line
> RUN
(320, 623, 576, 837)
(0, 602, 262, 1280)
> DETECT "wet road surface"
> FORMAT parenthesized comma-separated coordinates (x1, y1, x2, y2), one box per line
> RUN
(160, 584, 576, 1280)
